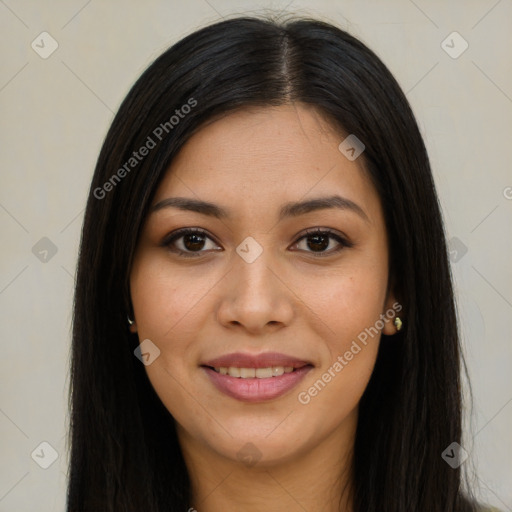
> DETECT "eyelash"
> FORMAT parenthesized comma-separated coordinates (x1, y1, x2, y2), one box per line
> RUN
(161, 227, 353, 258)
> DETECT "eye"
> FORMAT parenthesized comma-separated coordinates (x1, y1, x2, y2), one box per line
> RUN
(291, 228, 352, 257)
(162, 227, 352, 259)
(161, 228, 221, 258)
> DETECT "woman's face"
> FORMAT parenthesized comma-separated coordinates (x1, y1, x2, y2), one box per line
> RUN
(130, 103, 398, 467)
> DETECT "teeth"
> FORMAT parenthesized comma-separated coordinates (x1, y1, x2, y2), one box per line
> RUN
(228, 366, 240, 377)
(213, 366, 297, 378)
(256, 367, 273, 378)
(272, 366, 284, 377)
(240, 368, 255, 378)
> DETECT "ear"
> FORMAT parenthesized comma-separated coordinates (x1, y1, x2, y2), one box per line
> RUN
(126, 291, 137, 333)
(381, 288, 404, 336)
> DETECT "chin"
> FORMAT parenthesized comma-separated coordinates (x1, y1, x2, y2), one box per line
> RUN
(202, 415, 317, 465)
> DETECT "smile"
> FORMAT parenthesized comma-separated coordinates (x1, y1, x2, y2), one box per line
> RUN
(201, 351, 314, 402)
(211, 366, 295, 378)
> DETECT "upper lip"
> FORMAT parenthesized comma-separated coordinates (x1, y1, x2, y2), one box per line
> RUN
(202, 352, 313, 369)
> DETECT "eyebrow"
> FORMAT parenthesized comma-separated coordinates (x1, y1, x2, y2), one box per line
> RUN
(151, 194, 370, 223)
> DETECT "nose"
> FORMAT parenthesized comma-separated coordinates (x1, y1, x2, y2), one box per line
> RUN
(216, 246, 294, 335)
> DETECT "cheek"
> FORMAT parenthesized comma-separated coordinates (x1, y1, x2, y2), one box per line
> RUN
(297, 261, 387, 345)
(130, 257, 213, 341)
(294, 261, 386, 403)
(130, 260, 203, 423)
(129, 262, 200, 395)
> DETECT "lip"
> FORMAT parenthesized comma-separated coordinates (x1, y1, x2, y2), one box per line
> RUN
(201, 352, 314, 403)
(202, 351, 312, 369)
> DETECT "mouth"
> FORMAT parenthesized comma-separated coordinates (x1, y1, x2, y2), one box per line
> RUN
(206, 365, 304, 378)
(200, 352, 314, 402)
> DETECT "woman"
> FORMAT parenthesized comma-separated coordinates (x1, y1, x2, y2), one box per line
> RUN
(66, 14, 493, 511)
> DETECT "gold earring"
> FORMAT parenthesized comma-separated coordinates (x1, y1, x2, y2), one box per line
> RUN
(394, 317, 403, 331)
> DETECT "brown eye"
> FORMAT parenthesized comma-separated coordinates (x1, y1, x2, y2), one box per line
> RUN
(305, 232, 330, 251)
(162, 228, 221, 257)
(162, 227, 352, 259)
(293, 228, 352, 257)
(182, 232, 206, 251)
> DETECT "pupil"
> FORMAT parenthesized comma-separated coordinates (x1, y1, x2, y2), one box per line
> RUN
(308, 234, 328, 251)
(184, 233, 205, 251)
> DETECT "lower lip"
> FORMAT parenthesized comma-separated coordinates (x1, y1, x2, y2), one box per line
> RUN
(202, 366, 313, 403)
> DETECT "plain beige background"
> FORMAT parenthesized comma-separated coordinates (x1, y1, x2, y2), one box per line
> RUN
(1, 1, 511, 510)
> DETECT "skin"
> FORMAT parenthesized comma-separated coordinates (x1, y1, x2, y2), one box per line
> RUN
(129, 103, 400, 511)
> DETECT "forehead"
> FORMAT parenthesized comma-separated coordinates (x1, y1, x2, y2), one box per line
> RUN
(152, 104, 381, 223)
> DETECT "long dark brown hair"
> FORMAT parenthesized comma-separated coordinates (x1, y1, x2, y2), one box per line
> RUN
(67, 14, 479, 511)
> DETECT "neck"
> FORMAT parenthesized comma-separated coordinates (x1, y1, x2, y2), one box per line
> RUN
(178, 409, 357, 512)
